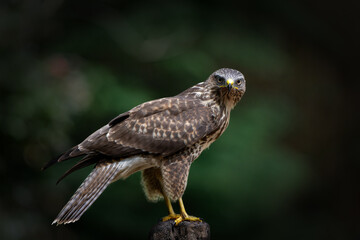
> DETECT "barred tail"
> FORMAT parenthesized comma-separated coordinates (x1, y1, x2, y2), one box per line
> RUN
(52, 161, 123, 225)
(52, 156, 152, 225)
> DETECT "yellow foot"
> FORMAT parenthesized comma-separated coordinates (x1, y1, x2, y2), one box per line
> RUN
(162, 214, 181, 222)
(174, 215, 202, 225)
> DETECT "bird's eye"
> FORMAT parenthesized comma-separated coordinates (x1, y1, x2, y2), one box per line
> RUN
(215, 75, 224, 84)
(236, 79, 241, 85)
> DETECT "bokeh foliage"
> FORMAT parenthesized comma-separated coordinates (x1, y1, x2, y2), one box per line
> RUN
(0, 1, 358, 239)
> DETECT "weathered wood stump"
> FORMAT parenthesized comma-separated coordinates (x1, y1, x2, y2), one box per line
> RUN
(148, 220, 210, 240)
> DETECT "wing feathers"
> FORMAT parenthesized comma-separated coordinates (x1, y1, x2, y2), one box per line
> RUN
(42, 146, 84, 170)
(106, 98, 216, 156)
(108, 112, 130, 127)
(49, 98, 216, 170)
(52, 161, 123, 225)
(56, 155, 101, 184)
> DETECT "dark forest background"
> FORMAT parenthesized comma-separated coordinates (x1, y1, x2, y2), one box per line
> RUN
(0, 1, 359, 239)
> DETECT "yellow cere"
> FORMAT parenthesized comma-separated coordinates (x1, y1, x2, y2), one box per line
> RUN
(226, 78, 234, 85)
(226, 78, 238, 89)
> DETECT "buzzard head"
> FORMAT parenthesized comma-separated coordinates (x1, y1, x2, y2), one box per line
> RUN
(209, 68, 246, 108)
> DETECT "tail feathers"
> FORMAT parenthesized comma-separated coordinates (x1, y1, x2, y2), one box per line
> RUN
(52, 161, 124, 225)
(42, 146, 84, 171)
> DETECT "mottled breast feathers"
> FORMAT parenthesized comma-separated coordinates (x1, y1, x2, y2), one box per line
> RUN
(79, 97, 217, 158)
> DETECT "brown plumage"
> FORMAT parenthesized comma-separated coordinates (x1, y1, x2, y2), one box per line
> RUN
(44, 68, 246, 225)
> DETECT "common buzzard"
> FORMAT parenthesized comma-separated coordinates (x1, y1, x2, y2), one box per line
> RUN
(44, 68, 246, 225)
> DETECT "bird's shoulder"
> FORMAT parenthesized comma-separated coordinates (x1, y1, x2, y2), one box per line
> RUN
(105, 97, 192, 126)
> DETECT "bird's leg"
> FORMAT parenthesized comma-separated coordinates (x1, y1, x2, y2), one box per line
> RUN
(174, 197, 202, 225)
(162, 194, 181, 221)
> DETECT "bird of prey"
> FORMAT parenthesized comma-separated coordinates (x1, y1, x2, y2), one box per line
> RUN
(44, 68, 246, 225)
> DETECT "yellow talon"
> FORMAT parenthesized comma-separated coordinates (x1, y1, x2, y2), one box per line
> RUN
(174, 197, 202, 225)
(162, 213, 181, 222)
(174, 215, 202, 225)
(162, 195, 202, 225)
(162, 194, 181, 221)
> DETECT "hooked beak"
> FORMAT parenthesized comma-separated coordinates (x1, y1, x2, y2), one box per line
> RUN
(226, 79, 234, 91)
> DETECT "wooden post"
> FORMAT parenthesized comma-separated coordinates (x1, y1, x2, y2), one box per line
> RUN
(148, 220, 210, 240)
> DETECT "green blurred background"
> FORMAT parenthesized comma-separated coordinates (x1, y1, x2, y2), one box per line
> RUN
(0, 1, 359, 239)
